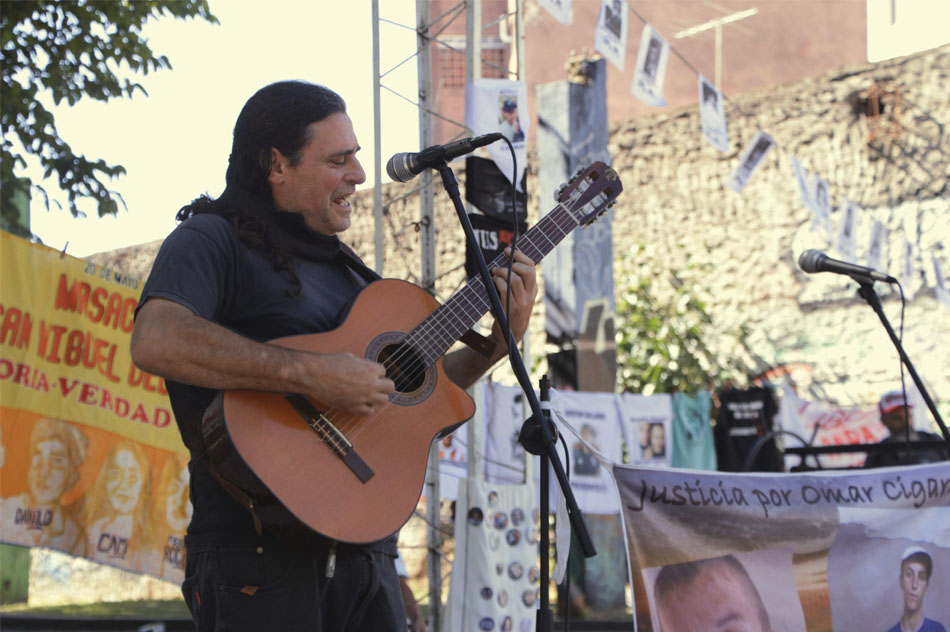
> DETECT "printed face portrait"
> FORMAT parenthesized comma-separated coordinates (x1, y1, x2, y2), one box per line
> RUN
(105, 447, 145, 515)
(26, 418, 86, 505)
(649, 423, 666, 456)
(900, 559, 930, 613)
(654, 556, 771, 632)
(164, 460, 192, 531)
(644, 38, 662, 76)
(638, 422, 651, 449)
(28, 438, 72, 504)
(702, 83, 718, 107)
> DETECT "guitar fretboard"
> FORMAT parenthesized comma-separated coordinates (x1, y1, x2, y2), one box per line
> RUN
(404, 198, 585, 366)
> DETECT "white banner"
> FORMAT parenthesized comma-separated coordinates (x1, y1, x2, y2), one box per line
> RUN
(619, 393, 673, 467)
(466, 78, 528, 192)
(539, 0, 571, 25)
(445, 479, 540, 632)
(552, 389, 624, 514)
(483, 382, 529, 485)
(726, 130, 775, 193)
(613, 461, 950, 632)
(630, 22, 669, 107)
(835, 198, 860, 263)
(698, 74, 729, 152)
(594, 0, 629, 71)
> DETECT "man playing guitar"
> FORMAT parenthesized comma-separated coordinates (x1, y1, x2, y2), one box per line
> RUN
(131, 80, 538, 632)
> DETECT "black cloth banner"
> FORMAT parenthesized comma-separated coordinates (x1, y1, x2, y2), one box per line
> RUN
(465, 156, 527, 222)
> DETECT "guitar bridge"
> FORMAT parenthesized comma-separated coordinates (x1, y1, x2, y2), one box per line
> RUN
(284, 394, 374, 483)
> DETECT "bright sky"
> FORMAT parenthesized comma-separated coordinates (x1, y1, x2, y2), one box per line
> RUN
(27, 1, 420, 257)
(24, 0, 949, 257)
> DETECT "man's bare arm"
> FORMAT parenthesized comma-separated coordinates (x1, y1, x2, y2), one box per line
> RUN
(131, 298, 393, 416)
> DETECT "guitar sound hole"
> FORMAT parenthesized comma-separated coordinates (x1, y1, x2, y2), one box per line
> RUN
(378, 343, 427, 393)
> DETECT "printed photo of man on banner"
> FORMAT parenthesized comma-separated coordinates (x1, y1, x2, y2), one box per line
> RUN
(539, 0, 572, 26)
(631, 23, 670, 107)
(466, 78, 528, 192)
(836, 198, 860, 263)
(726, 130, 775, 193)
(698, 73, 729, 152)
(594, 0, 628, 71)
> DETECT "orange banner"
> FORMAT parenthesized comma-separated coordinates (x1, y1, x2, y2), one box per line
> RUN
(1, 232, 187, 581)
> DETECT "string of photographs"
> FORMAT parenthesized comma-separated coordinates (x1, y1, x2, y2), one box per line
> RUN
(537, 0, 950, 307)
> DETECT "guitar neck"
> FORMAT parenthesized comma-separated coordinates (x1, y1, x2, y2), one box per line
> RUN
(405, 201, 582, 365)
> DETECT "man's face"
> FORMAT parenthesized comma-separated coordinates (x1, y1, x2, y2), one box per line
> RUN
(656, 564, 769, 632)
(503, 108, 517, 124)
(900, 560, 929, 613)
(269, 112, 366, 236)
(28, 439, 71, 504)
(881, 406, 909, 435)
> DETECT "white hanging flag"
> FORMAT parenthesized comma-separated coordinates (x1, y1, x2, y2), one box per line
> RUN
(933, 253, 950, 308)
(483, 382, 530, 485)
(630, 22, 670, 107)
(835, 199, 860, 263)
(466, 78, 529, 191)
(811, 173, 833, 241)
(725, 130, 775, 192)
(901, 240, 917, 300)
(867, 220, 887, 273)
(618, 393, 673, 467)
(594, 0, 628, 71)
(540, 0, 572, 25)
(698, 74, 729, 152)
(791, 156, 812, 210)
(551, 390, 624, 515)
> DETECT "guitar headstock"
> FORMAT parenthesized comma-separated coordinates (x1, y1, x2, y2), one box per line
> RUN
(555, 161, 623, 226)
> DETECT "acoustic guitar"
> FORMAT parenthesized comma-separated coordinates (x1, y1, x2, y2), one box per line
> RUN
(201, 161, 623, 546)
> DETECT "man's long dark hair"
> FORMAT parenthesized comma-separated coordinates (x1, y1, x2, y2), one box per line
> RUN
(177, 81, 347, 289)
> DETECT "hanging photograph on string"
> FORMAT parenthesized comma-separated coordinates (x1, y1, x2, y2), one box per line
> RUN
(867, 220, 887, 273)
(539, 0, 571, 26)
(791, 157, 812, 210)
(630, 22, 670, 107)
(466, 78, 528, 192)
(901, 240, 917, 299)
(698, 74, 728, 152)
(933, 253, 950, 308)
(725, 130, 775, 192)
(835, 199, 859, 263)
(594, 0, 628, 71)
(811, 173, 834, 241)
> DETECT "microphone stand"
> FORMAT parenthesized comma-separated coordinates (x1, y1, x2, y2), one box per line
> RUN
(854, 278, 949, 441)
(433, 162, 597, 632)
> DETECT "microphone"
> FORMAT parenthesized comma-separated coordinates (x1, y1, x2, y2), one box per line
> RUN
(386, 133, 504, 182)
(798, 249, 897, 283)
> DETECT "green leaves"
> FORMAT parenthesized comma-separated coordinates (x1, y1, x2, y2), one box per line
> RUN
(0, 0, 217, 236)
(615, 244, 750, 395)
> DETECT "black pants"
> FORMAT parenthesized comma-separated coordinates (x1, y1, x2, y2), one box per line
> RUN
(182, 539, 408, 631)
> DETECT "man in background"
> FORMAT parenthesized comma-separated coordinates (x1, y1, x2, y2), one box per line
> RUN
(865, 390, 947, 468)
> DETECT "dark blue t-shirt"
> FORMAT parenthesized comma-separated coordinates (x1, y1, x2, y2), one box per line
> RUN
(137, 212, 380, 547)
(885, 618, 947, 632)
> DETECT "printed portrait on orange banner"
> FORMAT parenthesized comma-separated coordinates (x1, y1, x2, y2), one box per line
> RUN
(0, 416, 88, 552)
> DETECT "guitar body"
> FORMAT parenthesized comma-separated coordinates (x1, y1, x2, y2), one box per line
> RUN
(213, 279, 475, 545)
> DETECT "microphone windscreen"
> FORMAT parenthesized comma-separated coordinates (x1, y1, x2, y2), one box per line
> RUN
(798, 249, 824, 273)
(386, 154, 414, 183)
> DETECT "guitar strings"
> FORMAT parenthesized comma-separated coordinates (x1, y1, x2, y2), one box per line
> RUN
(319, 191, 589, 441)
(312, 180, 598, 442)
